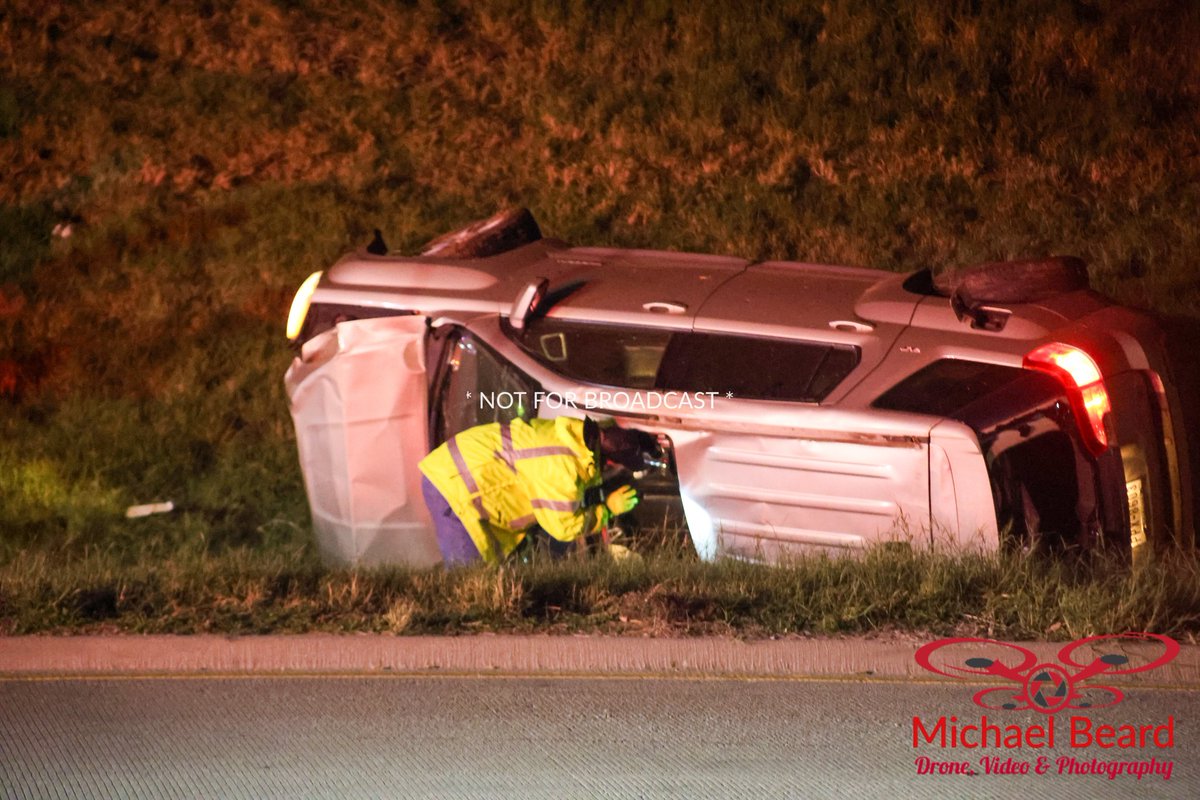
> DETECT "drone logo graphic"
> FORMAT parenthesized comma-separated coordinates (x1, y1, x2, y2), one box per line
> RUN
(914, 633, 1179, 714)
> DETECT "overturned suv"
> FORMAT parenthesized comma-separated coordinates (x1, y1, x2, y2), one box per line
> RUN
(284, 209, 1196, 567)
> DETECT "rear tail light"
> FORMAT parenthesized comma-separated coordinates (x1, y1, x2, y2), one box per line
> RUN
(1023, 342, 1111, 456)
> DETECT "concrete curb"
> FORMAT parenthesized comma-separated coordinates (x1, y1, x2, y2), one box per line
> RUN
(2, 634, 1198, 686)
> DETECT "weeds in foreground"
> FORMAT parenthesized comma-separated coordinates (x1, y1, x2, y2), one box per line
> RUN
(3, 541, 1198, 641)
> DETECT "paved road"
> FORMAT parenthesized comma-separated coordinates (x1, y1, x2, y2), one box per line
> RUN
(2, 675, 1196, 799)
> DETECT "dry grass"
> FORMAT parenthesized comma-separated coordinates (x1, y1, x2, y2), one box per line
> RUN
(3, 539, 1199, 640)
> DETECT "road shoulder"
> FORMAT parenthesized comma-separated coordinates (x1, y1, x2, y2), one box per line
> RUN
(2, 633, 1198, 686)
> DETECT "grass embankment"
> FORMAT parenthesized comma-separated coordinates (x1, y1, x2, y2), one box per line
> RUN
(2, 1, 1199, 635)
(3, 541, 1199, 640)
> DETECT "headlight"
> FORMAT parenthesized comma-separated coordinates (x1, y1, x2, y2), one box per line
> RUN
(286, 271, 323, 341)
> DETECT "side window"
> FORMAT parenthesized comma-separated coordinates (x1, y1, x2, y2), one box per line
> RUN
(505, 319, 860, 403)
(872, 359, 1027, 417)
(430, 328, 539, 446)
(510, 318, 672, 389)
(657, 333, 859, 403)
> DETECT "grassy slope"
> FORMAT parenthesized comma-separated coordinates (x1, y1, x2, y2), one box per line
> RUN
(1, 0, 1198, 636)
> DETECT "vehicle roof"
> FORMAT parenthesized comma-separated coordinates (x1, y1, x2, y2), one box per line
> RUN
(317, 238, 1127, 367)
(315, 237, 1150, 409)
(320, 241, 917, 334)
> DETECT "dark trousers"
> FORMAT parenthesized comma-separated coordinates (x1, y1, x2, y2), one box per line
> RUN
(421, 476, 481, 566)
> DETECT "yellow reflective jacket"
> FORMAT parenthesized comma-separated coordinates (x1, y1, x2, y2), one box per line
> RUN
(418, 417, 605, 562)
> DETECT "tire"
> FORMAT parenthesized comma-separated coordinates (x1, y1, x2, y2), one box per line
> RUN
(933, 256, 1090, 304)
(419, 207, 543, 259)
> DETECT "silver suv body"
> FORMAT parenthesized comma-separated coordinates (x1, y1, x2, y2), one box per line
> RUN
(284, 211, 1195, 566)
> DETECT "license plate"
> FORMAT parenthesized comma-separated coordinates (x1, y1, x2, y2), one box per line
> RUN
(1126, 478, 1146, 549)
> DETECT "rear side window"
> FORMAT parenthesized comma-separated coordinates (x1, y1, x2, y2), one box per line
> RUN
(657, 333, 859, 402)
(509, 319, 859, 402)
(873, 359, 1026, 416)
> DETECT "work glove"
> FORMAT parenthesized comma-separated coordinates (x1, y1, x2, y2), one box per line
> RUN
(605, 485, 639, 516)
(607, 543, 642, 564)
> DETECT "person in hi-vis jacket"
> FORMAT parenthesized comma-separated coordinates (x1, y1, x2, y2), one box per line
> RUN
(418, 417, 643, 565)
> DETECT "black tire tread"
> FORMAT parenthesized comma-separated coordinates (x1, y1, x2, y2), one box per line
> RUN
(934, 256, 1090, 304)
(419, 207, 543, 259)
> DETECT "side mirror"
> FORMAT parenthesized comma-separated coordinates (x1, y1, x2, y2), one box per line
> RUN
(510, 277, 549, 331)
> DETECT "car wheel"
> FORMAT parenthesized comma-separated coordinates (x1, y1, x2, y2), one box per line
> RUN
(419, 207, 543, 258)
(933, 256, 1090, 304)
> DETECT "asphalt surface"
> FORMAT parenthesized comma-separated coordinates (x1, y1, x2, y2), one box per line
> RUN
(2, 634, 1196, 799)
(2, 674, 1197, 799)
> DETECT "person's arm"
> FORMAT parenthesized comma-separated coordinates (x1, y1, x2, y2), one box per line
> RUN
(581, 483, 639, 530)
(527, 478, 637, 542)
(527, 490, 592, 543)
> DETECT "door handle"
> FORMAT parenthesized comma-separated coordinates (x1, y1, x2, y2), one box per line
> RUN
(643, 301, 688, 314)
(828, 319, 874, 333)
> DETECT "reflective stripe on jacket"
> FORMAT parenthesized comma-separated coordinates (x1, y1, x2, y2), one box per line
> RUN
(418, 417, 603, 562)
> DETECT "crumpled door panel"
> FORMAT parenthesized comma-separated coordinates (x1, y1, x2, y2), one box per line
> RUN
(285, 315, 441, 567)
